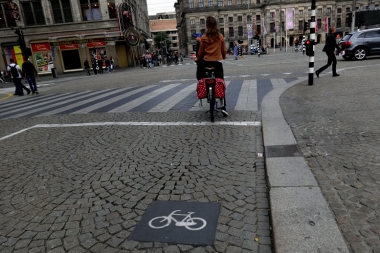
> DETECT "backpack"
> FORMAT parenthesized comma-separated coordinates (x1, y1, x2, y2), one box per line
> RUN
(9, 65, 19, 78)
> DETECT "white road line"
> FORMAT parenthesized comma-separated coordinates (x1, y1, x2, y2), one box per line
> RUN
(0, 121, 262, 141)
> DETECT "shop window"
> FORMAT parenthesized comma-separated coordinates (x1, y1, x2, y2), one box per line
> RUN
(108, 0, 116, 19)
(80, 0, 101, 21)
(51, 0, 73, 23)
(208, 0, 213, 7)
(199, 0, 204, 7)
(22, 1, 46, 26)
(238, 26, 243, 36)
(0, 3, 17, 28)
(229, 27, 234, 37)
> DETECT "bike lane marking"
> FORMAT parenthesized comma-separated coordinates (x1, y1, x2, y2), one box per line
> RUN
(0, 93, 13, 101)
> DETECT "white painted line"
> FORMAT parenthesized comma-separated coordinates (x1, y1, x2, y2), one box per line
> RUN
(0, 121, 261, 141)
(261, 74, 270, 76)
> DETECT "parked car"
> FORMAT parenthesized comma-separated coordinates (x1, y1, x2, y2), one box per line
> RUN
(339, 28, 380, 60)
(190, 51, 196, 59)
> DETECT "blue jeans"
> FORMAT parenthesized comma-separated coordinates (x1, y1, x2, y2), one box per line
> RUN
(26, 75, 37, 92)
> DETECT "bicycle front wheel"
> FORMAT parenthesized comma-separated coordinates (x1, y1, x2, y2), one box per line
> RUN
(149, 216, 171, 229)
(185, 218, 207, 230)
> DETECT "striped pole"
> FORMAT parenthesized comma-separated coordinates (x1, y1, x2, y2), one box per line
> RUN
(308, 0, 316, 85)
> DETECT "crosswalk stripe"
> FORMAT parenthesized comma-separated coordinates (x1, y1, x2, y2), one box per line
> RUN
(0, 92, 73, 110)
(235, 79, 258, 111)
(0, 91, 92, 119)
(108, 83, 183, 113)
(74, 86, 155, 114)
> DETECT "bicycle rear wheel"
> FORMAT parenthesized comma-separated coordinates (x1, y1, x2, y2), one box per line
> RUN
(210, 97, 214, 122)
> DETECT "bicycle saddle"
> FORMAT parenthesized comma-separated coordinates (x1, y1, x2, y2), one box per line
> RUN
(203, 67, 216, 71)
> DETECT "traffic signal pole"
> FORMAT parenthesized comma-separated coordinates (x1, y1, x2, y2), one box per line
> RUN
(308, 0, 316, 85)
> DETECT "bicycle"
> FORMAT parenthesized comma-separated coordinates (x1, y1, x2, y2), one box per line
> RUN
(202, 67, 228, 122)
(149, 210, 207, 230)
(292, 44, 303, 52)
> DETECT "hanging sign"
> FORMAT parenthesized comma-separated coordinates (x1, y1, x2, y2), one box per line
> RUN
(124, 27, 140, 46)
(285, 8, 294, 30)
(8, 1, 20, 20)
(59, 44, 79, 50)
(247, 24, 252, 38)
(324, 17, 329, 31)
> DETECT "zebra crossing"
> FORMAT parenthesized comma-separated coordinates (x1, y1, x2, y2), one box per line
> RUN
(0, 77, 301, 120)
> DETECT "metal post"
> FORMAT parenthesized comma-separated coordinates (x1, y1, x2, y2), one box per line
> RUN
(279, 3, 282, 51)
(308, 0, 316, 85)
(351, 0, 356, 32)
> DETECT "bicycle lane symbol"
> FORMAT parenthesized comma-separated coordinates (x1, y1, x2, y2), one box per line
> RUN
(148, 210, 207, 231)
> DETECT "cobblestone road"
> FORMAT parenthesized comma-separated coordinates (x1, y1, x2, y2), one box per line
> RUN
(280, 61, 380, 253)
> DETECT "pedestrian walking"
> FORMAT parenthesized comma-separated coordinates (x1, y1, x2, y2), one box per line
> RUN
(97, 58, 104, 74)
(84, 58, 91, 75)
(233, 41, 238, 60)
(0, 70, 4, 83)
(109, 56, 114, 72)
(3, 70, 10, 82)
(7, 58, 30, 96)
(105, 57, 111, 73)
(315, 26, 341, 78)
(91, 57, 97, 75)
(22, 57, 39, 94)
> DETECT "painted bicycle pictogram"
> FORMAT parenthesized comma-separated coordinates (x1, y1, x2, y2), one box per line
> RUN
(148, 210, 207, 230)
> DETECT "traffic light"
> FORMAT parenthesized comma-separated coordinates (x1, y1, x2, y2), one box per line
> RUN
(305, 39, 314, 56)
(304, 20, 308, 32)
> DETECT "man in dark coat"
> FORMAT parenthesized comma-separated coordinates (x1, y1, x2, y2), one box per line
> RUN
(316, 26, 341, 77)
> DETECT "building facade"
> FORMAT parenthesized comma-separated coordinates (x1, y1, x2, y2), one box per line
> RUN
(149, 12, 179, 55)
(175, 0, 379, 56)
(0, 0, 150, 75)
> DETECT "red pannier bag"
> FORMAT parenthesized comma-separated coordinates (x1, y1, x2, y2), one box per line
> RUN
(197, 78, 207, 99)
(215, 78, 226, 98)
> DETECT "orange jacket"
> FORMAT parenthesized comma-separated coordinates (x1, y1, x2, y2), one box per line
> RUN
(197, 33, 226, 61)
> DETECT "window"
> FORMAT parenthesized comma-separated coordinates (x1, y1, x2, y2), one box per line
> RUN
(364, 31, 380, 38)
(190, 19, 195, 25)
(108, 0, 117, 19)
(229, 27, 234, 37)
(228, 17, 233, 22)
(220, 28, 224, 36)
(327, 7, 331, 13)
(257, 24, 261, 34)
(270, 12, 275, 20)
(298, 20, 303, 30)
(227, 0, 232, 5)
(218, 0, 223, 6)
(191, 29, 196, 37)
(246, 0, 250, 4)
(200, 18, 205, 25)
(237, 0, 241, 4)
(337, 8, 341, 13)
(238, 16, 242, 22)
(317, 19, 321, 29)
(270, 22, 275, 32)
(256, 0, 260, 4)
(238, 26, 243, 36)
(317, 8, 322, 14)
(51, 0, 73, 23)
(0, 3, 17, 28)
(172, 43, 177, 47)
(208, 0, 213, 6)
(201, 28, 205, 34)
(199, 0, 204, 7)
(256, 15, 260, 21)
(219, 18, 224, 24)
(22, 1, 45, 25)
(336, 18, 341, 27)
(299, 10, 303, 15)
(346, 7, 351, 12)
(172, 36, 177, 40)
(247, 15, 251, 22)
(189, 0, 194, 8)
(80, 0, 101, 21)
(308, 9, 311, 15)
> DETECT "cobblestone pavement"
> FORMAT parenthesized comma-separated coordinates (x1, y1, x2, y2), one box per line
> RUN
(0, 112, 271, 253)
(280, 61, 380, 253)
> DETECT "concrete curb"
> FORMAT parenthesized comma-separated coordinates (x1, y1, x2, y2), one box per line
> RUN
(262, 77, 350, 253)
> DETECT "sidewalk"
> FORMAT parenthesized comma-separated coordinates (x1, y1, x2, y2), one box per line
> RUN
(264, 62, 380, 252)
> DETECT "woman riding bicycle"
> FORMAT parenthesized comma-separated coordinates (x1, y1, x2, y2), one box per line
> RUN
(195, 16, 226, 80)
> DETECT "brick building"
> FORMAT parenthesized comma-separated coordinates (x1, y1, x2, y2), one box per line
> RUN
(0, 0, 150, 75)
(149, 12, 179, 55)
(174, 0, 379, 56)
